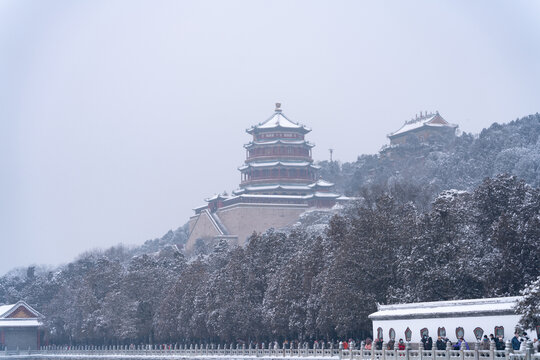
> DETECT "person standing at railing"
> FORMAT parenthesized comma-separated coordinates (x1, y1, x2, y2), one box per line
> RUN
(422, 334, 433, 350)
(436, 336, 446, 350)
(496, 337, 505, 350)
(364, 338, 372, 350)
(490, 334, 498, 349)
(398, 339, 405, 350)
(480, 335, 490, 350)
(453, 337, 469, 350)
(512, 332, 521, 350)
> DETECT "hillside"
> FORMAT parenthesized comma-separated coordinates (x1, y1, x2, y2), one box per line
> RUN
(0, 113, 539, 345)
(319, 113, 540, 209)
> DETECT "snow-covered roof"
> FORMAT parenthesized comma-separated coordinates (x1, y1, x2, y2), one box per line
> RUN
(309, 179, 334, 188)
(244, 139, 315, 148)
(247, 104, 311, 134)
(0, 301, 42, 328)
(239, 161, 320, 171)
(204, 194, 230, 202)
(336, 195, 358, 201)
(233, 193, 341, 200)
(240, 194, 307, 200)
(0, 319, 41, 327)
(0, 301, 42, 319)
(312, 191, 341, 198)
(388, 112, 457, 138)
(369, 296, 521, 320)
(0, 304, 13, 317)
(193, 204, 208, 212)
(240, 184, 312, 192)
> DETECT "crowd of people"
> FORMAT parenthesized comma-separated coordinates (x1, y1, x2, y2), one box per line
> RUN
(39, 332, 540, 354)
(39, 331, 540, 353)
(358, 331, 538, 352)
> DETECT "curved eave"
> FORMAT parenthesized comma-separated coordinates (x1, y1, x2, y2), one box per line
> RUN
(193, 204, 208, 211)
(204, 194, 229, 202)
(244, 140, 315, 149)
(312, 192, 341, 199)
(238, 162, 320, 171)
(388, 122, 458, 139)
(246, 125, 311, 135)
(309, 180, 334, 188)
(240, 184, 313, 192)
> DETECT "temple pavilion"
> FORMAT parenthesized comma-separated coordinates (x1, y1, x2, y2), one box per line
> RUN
(388, 111, 458, 145)
(0, 301, 43, 351)
(186, 103, 345, 252)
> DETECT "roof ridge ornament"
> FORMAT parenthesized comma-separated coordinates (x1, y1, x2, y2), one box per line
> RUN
(275, 102, 282, 112)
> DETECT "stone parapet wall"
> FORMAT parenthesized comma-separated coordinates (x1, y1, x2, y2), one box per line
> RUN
(185, 203, 309, 251)
(217, 203, 308, 246)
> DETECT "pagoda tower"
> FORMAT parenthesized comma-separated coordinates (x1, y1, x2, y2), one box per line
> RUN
(186, 103, 346, 253)
(234, 103, 319, 196)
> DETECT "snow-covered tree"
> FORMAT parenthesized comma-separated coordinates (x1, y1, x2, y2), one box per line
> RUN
(515, 276, 540, 330)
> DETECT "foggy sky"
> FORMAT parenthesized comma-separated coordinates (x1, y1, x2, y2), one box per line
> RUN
(1, 0, 539, 275)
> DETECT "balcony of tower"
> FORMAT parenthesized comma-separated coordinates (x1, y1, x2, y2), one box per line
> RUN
(245, 146, 313, 162)
(246, 154, 312, 163)
(240, 176, 316, 185)
(239, 168, 317, 186)
(253, 131, 306, 141)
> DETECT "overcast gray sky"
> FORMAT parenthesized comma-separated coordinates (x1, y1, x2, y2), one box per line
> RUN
(1, 0, 539, 274)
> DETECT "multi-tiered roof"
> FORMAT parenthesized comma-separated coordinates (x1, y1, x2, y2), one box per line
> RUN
(194, 103, 342, 215)
(235, 103, 319, 196)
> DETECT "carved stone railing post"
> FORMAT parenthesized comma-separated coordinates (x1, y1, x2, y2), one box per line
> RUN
(505, 340, 511, 358)
(525, 340, 533, 360)
(489, 339, 495, 360)
(474, 341, 479, 360)
(419, 341, 424, 360)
